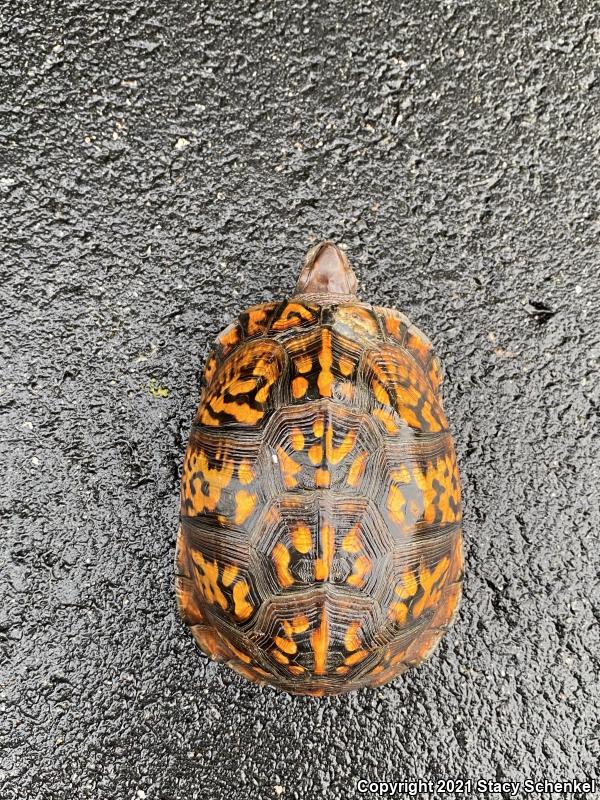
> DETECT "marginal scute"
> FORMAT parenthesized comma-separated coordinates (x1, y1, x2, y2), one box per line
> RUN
(240, 302, 279, 338)
(201, 353, 218, 389)
(195, 339, 286, 428)
(374, 305, 410, 344)
(362, 345, 449, 433)
(177, 293, 463, 695)
(215, 320, 244, 360)
(270, 300, 320, 333)
(427, 354, 444, 395)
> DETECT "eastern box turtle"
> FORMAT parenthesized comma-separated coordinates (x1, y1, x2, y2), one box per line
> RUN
(175, 242, 463, 696)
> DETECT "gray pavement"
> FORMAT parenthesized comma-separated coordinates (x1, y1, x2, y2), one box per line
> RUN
(1, 1, 599, 798)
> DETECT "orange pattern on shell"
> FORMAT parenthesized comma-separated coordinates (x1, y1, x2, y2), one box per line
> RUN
(177, 291, 463, 696)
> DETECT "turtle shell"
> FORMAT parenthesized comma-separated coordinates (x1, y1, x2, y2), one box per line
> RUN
(176, 249, 463, 696)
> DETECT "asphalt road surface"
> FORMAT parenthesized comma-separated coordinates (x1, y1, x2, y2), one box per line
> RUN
(1, 1, 599, 799)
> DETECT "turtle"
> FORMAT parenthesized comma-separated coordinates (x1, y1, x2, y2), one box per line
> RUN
(175, 242, 463, 696)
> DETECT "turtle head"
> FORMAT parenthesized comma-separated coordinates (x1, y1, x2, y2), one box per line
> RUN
(294, 241, 358, 297)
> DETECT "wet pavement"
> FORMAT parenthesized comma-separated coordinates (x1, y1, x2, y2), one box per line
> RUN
(1, 1, 599, 798)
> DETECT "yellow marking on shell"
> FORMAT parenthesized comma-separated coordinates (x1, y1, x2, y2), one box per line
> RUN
(290, 429, 305, 451)
(272, 543, 294, 587)
(317, 329, 334, 397)
(246, 308, 268, 336)
(395, 569, 418, 599)
(414, 455, 461, 524)
(292, 614, 310, 633)
(232, 579, 253, 620)
(384, 313, 403, 341)
(176, 572, 205, 627)
(291, 523, 312, 554)
(253, 354, 280, 403)
(342, 525, 362, 553)
(312, 418, 324, 437)
(311, 608, 329, 675)
(198, 405, 220, 426)
(296, 354, 312, 373)
(347, 555, 372, 588)
(237, 460, 255, 485)
(308, 443, 323, 465)
(434, 581, 462, 629)
(408, 498, 421, 518)
(203, 355, 217, 385)
(325, 425, 356, 465)
(337, 381, 355, 403)
(421, 401, 438, 431)
(344, 621, 362, 652)
(218, 325, 240, 348)
(315, 468, 330, 488)
(344, 649, 368, 666)
(274, 636, 297, 655)
(314, 523, 335, 581)
(234, 490, 256, 525)
(406, 329, 431, 361)
(413, 630, 444, 663)
(201, 343, 284, 426)
(387, 484, 407, 527)
(372, 408, 400, 434)
(390, 649, 408, 666)
(412, 557, 450, 617)
(200, 396, 263, 426)
(450, 531, 464, 582)
(347, 452, 368, 487)
(277, 446, 302, 488)
(366, 347, 449, 433)
(390, 601, 409, 625)
(271, 648, 290, 665)
(186, 451, 234, 515)
(228, 378, 257, 395)
(229, 644, 252, 664)
(392, 465, 412, 484)
(191, 552, 228, 610)
(428, 356, 443, 392)
(281, 616, 309, 641)
(221, 564, 239, 587)
(419, 556, 450, 591)
(401, 384, 443, 431)
(272, 302, 316, 331)
(372, 379, 391, 405)
(292, 376, 308, 399)
(339, 355, 354, 376)
(264, 506, 281, 525)
(402, 407, 422, 431)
